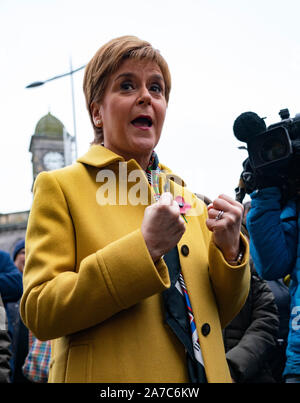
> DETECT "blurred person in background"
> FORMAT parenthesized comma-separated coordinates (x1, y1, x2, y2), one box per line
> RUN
(266, 276, 290, 382)
(0, 292, 11, 382)
(13, 240, 25, 273)
(223, 225, 279, 383)
(0, 247, 22, 381)
(6, 239, 29, 383)
(0, 248, 23, 312)
(246, 145, 300, 383)
(7, 239, 51, 383)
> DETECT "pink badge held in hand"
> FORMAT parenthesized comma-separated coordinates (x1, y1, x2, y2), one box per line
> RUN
(175, 196, 191, 223)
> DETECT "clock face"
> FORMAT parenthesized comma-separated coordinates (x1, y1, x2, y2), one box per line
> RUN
(43, 151, 65, 170)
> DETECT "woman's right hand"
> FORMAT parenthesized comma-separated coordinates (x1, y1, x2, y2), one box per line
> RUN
(141, 192, 186, 262)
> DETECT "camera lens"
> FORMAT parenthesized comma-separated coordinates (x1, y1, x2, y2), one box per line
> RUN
(260, 138, 288, 162)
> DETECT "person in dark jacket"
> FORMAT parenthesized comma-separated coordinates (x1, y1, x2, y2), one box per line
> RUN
(267, 278, 290, 382)
(247, 186, 300, 382)
(0, 292, 11, 382)
(5, 240, 30, 383)
(5, 240, 26, 348)
(0, 249, 23, 381)
(0, 250, 23, 306)
(223, 225, 280, 383)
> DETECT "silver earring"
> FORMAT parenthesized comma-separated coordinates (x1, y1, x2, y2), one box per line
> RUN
(95, 119, 102, 126)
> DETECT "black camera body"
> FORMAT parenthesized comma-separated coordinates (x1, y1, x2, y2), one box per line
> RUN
(247, 109, 300, 172)
(234, 108, 300, 203)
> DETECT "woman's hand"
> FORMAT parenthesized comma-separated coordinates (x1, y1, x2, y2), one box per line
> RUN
(206, 194, 244, 263)
(141, 192, 186, 262)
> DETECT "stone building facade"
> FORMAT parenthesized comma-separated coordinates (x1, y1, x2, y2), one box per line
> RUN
(0, 112, 74, 255)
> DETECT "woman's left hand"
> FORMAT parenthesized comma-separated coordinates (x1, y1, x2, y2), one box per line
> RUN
(206, 194, 244, 263)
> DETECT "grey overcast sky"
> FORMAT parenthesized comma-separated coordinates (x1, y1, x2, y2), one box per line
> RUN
(1, 0, 300, 213)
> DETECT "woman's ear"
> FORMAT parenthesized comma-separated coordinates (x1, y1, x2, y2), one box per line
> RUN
(91, 102, 102, 127)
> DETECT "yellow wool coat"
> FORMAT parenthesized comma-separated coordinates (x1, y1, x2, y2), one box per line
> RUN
(20, 145, 250, 383)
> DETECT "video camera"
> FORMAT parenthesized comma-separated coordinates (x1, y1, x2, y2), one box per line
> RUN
(234, 108, 300, 203)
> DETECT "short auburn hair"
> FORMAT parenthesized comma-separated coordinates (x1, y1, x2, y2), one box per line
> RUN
(83, 35, 171, 144)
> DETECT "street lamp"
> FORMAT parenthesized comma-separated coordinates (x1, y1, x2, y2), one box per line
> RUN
(25, 61, 86, 159)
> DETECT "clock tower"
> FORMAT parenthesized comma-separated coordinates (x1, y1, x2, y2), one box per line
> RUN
(29, 112, 74, 187)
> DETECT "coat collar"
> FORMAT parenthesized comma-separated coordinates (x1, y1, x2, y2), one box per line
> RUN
(77, 145, 124, 168)
(77, 144, 186, 186)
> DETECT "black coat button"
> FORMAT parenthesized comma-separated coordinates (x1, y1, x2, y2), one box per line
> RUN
(181, 245, 189, 256)
(201, 323, 210, 336)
